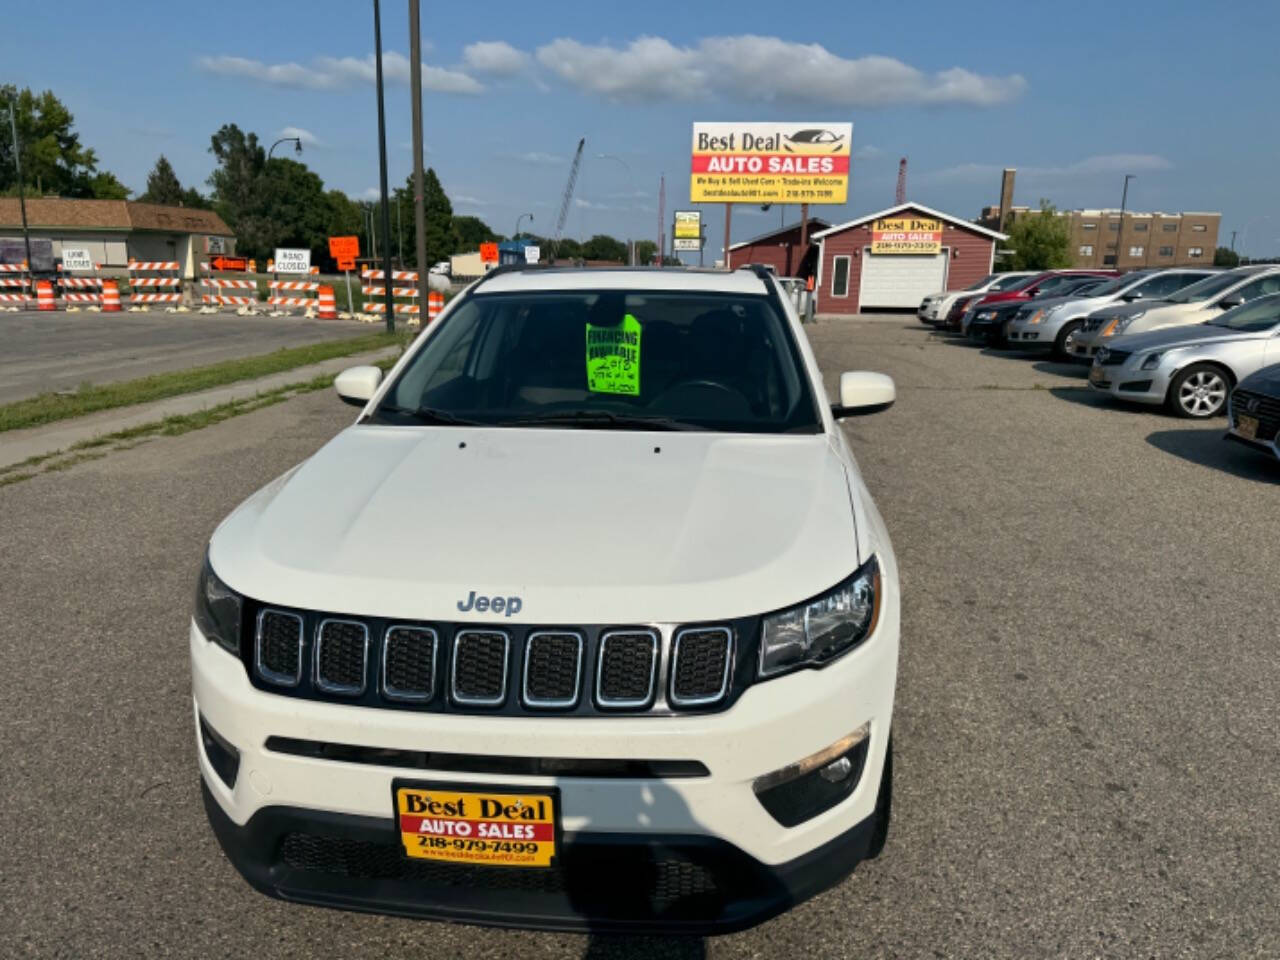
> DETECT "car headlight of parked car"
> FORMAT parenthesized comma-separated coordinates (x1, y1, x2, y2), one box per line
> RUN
(1104, 314, 1142, 337)
(759, 557, 881, 678)
(194, 555, 243, 655)
(977, 310, 997, 321)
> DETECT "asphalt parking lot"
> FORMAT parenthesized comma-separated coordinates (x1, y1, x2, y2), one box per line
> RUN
(0, 311, 373, 404)
(1, 316, 1276, 959)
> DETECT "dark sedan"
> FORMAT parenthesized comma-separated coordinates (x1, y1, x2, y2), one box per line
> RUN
(1227, 363, 1280, 463)
(966, 277, 1110, 346)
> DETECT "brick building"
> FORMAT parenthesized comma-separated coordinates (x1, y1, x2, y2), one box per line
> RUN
(725, 218, 828, 276)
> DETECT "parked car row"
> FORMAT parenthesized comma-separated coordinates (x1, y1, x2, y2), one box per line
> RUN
(917, 269, 1280, 466)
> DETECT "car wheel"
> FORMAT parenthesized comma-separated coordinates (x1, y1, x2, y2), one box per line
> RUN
(1167, 364, 1231, 418)
(1053, 321, 1082, 361)
(864, 735, 893, 860)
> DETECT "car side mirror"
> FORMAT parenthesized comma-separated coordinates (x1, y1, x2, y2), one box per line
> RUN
(1121, 291, 1143, 301)
(335, 365, 383, 407)
(833, 371, 895, 418)
(1218, 295, 1244, 310)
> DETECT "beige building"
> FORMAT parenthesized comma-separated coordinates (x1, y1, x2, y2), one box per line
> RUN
(977, 168, 1220, 269)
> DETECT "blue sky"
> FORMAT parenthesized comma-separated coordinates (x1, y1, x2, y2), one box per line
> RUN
(10, 0, 1280, 258)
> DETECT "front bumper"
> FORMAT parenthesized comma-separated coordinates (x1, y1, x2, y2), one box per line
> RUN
(192, 585, 899, 931)
(1070, 328, 1112, 360)
(1086, 358, 1171, 405)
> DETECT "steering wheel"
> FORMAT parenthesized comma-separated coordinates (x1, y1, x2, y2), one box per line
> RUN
(667, 378, 738, 395)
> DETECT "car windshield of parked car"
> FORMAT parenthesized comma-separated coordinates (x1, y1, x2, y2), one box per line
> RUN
(1086, 274, 1144, 297)
(1204, 293, 1280, 331)
(997, 274, 1038, 292)
(1165, 272, 1247, 304)
(963, 274, 999, 291)
(374, 289, 822, 434)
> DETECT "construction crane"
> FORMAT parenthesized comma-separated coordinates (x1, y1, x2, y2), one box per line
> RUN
(895, 157, 908, 204)
(552, 138, 585, 259)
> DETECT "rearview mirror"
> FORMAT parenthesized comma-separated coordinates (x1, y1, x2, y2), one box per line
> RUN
(833, 371, 895, 418)
(335, 365, 383, 407)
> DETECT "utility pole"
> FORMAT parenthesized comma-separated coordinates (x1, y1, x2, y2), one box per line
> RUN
(372, 0, 395, 331)
(408, 0, 428, 315)
(723, 204, 732, 271)
(6, 100, 33, 272)
(656, 173, 665, 267)
(1231, 230, 1238, 251)
(1116, 174, 1134, 271)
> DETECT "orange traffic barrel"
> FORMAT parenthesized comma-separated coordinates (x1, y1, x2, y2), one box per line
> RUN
(427, 290, 444, 322)
(101, 280, 121, 312)
(317, 285, 337, 319)
(36, 279, 56, 311)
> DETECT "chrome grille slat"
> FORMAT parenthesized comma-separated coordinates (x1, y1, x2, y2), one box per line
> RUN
(313, 618, 369, 696)
(669, 627, 733, 707)
(255, 609, 303, 687)
(523, 631, 584, 708)
(596, 630, 659, 708)
(451, 630, 510, 707)
(382, 626, 438, 702)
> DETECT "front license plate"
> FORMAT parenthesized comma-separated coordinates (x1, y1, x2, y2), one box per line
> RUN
(1235, 413, 1260, 440)
(394, 782, 559, 868)
(1089, 366, 1107, 385)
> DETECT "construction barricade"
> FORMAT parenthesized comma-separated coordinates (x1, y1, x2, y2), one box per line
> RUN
(57, 263, 104, 307)
(102, 280, 122, 312)
(266, 279, 320, 312)
(427, 290, 444, 323)
(35, 279, 56, 311)
(317, 286, 337, 319)
(361, 269, 420, 321)
(199, 261, 259, 309)
(0, 262, 31, 309)
(128, 261, 182, 306)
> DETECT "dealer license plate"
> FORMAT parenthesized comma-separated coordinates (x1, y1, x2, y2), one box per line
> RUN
(1235, 413, 1260, 440)
(394, 782, 559, 868)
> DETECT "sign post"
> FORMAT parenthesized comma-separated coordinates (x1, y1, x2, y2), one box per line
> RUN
(672, 211, 702, 260)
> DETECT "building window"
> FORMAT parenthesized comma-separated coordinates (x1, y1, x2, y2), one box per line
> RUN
(1081, 223, 1097, 231)
(1129, 246, 1145, 257)
(1133, 222, 1149, 232)
(1188, 247, 1204, 257)
(831, 256, 851, 297)
(1162, 223, 1178, 232)
(1191, 224, 1207, 232)
(1079, 244, 1094, 256)
(1108, 223, 1120, 232)
(1103, 255, 1117, 266)
(1158, 246, 1174, 257)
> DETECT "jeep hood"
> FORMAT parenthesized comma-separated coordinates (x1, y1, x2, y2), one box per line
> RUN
(209, 426, 861, 624)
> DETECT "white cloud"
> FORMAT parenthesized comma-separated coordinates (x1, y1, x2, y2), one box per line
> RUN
(359, 187, 381, 200)
(504, 150, 565, 165)
(854, 145, 884, 159)
(463, 41, 530, 75)
(533, 34, 1024, 106)
(197, 53, 483, 95)
(279, 126, 320, 147)
(921, 153, 1173, 185)
(454, 194, 492, 206)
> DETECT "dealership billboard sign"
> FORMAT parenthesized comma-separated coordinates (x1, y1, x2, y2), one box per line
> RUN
(690, 122, 851, 205)
(870, 217, 943, 254)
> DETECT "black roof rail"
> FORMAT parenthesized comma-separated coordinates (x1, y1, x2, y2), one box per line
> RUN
(735, 263, 777, 281)
(468, 260, 553, 290)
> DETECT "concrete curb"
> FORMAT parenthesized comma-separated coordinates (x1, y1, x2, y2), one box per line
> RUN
(0, 347, 398, 470)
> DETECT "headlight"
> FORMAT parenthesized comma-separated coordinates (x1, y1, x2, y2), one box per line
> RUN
(1028, 309, 1045, 324)
(194, 554, 243, 655)
(1140, 352, 1164, 370)
(759, 557, 881, 678)
(977, 310, 996, 320)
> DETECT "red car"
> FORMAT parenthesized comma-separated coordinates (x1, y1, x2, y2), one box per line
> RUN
(946, 270, 1118, 333)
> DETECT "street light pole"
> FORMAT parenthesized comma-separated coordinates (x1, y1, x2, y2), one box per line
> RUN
(408, 0, 428, 317)
(514, 213, 533, 241)
(6, 99, 33, 273)
(597, 153, 637, 265)
(267, 137, 302, 162)
(1116, 174, 1134, 269)
(372, 0, 394, 332)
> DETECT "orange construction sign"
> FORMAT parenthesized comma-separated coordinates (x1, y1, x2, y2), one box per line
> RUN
(329, 235, 360, 260)
(336, 256, 356, 272)
(209, 256, 248, 272)
(479, 242, 499, 263)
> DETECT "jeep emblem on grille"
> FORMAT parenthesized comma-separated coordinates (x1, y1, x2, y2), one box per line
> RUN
(457, 590, 522, 617)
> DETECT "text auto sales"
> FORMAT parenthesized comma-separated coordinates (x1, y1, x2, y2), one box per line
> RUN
(693, 155, 844, 174)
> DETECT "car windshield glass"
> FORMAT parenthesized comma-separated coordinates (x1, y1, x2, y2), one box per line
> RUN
(1205, 294, 1280, 331)
(374, 288, 821, 434)
(964, 273, 998, 291)
(993, 273, 1035, 291)
(1166, 271, 1244, 303)
(1088, 274, 1144, 297)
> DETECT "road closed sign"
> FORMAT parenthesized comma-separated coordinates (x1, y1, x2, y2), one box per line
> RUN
(61, 247, 94, 271)
(691, 122, 852, 205)
(274, 247, 312, 274)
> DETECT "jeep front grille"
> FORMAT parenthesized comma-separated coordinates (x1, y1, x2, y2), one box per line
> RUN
(669, 627, 732, 707)
(523, 631, 584, 708)
(256, 609, 303, 686)
(382, 626, 437, 702)
(451, 631, 509, 706)
(596, 630, 659, 708)
(314, 619, 369, 695)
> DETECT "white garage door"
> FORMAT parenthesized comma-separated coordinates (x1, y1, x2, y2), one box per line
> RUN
(859, 250, 948, 309)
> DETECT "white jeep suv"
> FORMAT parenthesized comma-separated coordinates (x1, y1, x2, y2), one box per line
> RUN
(192, 265, 901, 934)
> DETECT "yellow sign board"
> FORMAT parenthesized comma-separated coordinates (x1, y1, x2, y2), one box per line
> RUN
(691, 122, 852, 205)
(673, 210, 701, 240)
(871, 217, 943, 254)
(396, 784, 558, 868)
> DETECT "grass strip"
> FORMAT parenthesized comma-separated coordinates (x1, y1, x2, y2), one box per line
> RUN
(0, 330, 407, 434)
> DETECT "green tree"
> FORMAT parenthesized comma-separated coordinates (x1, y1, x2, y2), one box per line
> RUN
(139, 155, 184, 205)
(1214, 245, 1240, 268)
(1006, 201, 1071, 270)
(0, 84, 130, 198)
(451, 215, 500, 252)
(581, 234, 628, 262)
(421, 168, 452, 267)
(633, 239, 657, 265)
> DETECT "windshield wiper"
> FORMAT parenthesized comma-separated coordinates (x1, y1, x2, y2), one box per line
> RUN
(505, 410, 701, 431)
(368, 404, 485, 426)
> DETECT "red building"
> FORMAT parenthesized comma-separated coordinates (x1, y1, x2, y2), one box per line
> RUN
(725, 218, 828, 277)
(812, 203, 1006, 315)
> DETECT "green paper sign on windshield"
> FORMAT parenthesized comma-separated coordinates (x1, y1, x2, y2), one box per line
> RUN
(586, 313, 642, 395)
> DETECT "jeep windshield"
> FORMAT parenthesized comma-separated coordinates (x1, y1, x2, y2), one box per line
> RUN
(372, 289, 822, 433)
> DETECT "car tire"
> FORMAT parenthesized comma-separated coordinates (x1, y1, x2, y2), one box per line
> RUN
(1052, 321, 1082, 361)
(864, 735, 893, 860)
(1167, 363, 1231, 418)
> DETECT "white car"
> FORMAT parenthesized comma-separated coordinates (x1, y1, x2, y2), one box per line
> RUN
(917, 271, 1032, 325)
(192, 265, 901, 934)
(429, 260, 452, 276)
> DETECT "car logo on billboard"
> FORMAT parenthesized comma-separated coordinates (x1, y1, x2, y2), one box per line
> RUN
(783, 129, 845, 153)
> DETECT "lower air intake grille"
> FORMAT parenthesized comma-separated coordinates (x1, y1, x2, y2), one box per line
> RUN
(383, 626, 437, 702)
(597, 631, 658, 708)
(315, 619, 368, 695)
(670, 628, 732, 707)
(256, 610, 303, 686)
(523, 632, 583, 707)
(451, 631, 509, 706)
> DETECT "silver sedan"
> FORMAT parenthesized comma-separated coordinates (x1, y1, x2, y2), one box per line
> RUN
(1086, 293, 1280, 418)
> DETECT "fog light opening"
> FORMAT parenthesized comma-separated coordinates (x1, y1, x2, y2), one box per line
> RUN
(753, 724, 871, 828)
(199, 714, 241, 789)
